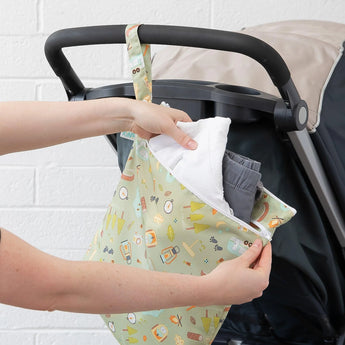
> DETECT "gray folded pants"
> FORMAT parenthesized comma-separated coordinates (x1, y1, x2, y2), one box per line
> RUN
(223, 150, 263, 223)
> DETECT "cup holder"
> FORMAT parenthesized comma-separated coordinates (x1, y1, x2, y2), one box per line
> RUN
(215, 84, 260, 95)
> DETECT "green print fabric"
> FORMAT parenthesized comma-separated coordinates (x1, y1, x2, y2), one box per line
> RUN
(84, 24, 296, 345)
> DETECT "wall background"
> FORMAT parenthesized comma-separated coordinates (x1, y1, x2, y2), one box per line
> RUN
(0, 1, 344, 344)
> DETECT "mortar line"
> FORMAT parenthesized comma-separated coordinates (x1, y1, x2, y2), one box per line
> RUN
(36, 0, 43, 33)
(210, 0, 215, 28)
(33, 167, 38, 205)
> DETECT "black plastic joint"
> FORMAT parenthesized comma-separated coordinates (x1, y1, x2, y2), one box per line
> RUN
(273, 99, 307, 132)
(275, 78, 308, 132)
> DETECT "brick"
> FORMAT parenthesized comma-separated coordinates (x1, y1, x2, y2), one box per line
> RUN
(0, 0, 37, 35)
(0, 208, 106, 249)
(37, 81, 68, 102)
(37, 166, 120, 206)
(41, 0, 211, 33)
(57, 44, 123, 79)
(0, 305, 105, 330)
(0, 332, 34, 345)
(212, 0, 345, 31)
(37, 331, 116, 345)
(0, 168, 35, 206)
(37, 79, 130, 101)
(0, 36, 52, 78)
(0, 80, 36, 101)
(0, 137, 118, 167)
(0, 35, 122, 80)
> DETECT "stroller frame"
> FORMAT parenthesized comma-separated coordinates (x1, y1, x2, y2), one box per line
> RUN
(45, 24, 345, 344)
(45, 24, 345, 251)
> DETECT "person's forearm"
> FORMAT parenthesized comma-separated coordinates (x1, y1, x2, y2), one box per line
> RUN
(52, 260, 206, 314)
(0, 228, 269, 314)
(0, 98, 133, 155)
(0, 229, 208, 314)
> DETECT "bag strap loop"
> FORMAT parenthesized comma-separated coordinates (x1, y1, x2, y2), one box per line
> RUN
(120, 24, 152, 142)
(125, 24, 152, 103)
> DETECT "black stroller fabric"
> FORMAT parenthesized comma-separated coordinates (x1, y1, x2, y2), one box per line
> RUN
(311, 42, 345, 246)
(216, 120, 345, 345)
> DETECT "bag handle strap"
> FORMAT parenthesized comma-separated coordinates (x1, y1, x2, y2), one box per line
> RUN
(120, 25, 152, 142)
(125, 24, 152, 103)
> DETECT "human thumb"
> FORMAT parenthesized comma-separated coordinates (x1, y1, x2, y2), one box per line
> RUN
(238, 239, 263, 266)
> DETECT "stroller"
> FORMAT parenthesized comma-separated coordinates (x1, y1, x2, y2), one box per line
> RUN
(45, 22, 345, 345)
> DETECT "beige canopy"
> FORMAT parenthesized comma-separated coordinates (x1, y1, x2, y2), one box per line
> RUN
(152, 20, 345, 132)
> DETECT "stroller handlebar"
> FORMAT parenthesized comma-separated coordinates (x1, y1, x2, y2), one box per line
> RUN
(44, 24, 307, 131)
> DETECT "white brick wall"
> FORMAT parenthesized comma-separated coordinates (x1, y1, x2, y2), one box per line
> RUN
(0, 1, 344, 344)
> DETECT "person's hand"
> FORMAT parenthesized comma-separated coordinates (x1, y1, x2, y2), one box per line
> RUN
(127, 99, 198, 150)
(202, 239, 272, 305)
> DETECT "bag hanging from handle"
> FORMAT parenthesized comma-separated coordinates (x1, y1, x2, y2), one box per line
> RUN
(85, 24, 296, 345)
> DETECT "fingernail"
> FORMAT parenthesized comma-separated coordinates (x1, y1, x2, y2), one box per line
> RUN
(186, 139, 198, 150)
(253, 239, 262, 248)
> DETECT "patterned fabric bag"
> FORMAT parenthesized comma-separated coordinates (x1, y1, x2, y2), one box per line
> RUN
(85, 24, 296, 345)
